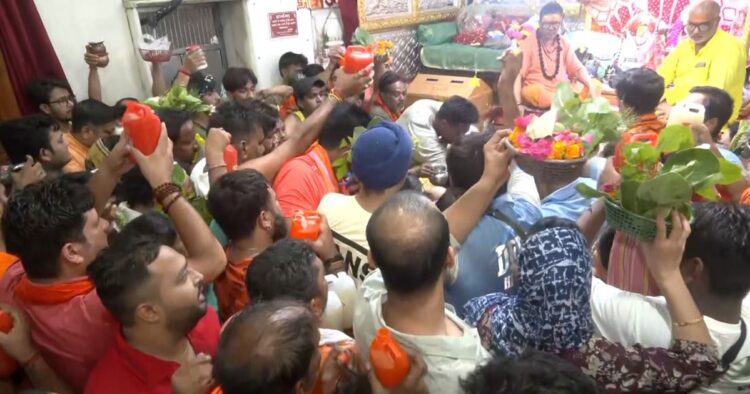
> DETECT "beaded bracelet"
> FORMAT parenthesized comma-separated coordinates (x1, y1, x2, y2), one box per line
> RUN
(153, 183, 182, 206)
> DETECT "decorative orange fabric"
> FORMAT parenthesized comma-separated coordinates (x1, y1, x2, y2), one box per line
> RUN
(214, 254, 252, 322)
(0, 253, 18, 280)
(626, 113, 665, 135)
(373, 94, 400, 121)
(741, 188, 750, 204)
(14, 275, 95, 305)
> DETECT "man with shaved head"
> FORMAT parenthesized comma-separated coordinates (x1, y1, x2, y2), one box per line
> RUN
(353, 191, 491, 394)
(214, 300, 321, 394)
(658, 0, 746, 122)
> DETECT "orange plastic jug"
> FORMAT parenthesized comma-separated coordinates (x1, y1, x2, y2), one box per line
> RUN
(122, 102, 161, 157)
(340, 46, 374, 74)
(224, 145, 238, 172)
(613, 131, 658, 171)
(369, 328, 410, 388)
(289, 211, 321, 241)
(0, 311, 18, 377)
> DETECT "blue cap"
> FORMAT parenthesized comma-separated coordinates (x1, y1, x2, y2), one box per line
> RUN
(351, 121, 413, 190)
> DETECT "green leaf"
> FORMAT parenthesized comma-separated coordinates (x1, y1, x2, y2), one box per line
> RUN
(636, 172, 693, 211)
(662, 148, 720, 188)
(695, 184, 719, 200)
(620, 180, 642, 212)
(576, 183, 610, 199)
(656, 125, 694, 153)
(552, 82, 578, 116)
(351, 27, 375, 45)
(717, 158, 743, 185)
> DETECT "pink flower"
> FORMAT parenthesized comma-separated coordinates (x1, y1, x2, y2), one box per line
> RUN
(515, 114, 535, 128)
(518, 133, 532, 149)
(583, 133, 594, 144)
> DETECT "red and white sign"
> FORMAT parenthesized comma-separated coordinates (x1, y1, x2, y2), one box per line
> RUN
(269, 12, 298, 38)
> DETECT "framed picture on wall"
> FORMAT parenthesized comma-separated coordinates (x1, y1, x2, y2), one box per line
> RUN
(359, 0, 465, 31)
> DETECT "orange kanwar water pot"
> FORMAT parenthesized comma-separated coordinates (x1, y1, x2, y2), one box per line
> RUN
(289, 211, 321, 241)
(340, 46, 374, 74)
(224, 145, 238, 172)
(369, 328, 410, 388)
(122, 102, 161, 156)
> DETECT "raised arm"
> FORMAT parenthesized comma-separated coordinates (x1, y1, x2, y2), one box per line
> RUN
(234, 66, 373, 182)
(84, 49, 102, 102)
(642, 211, 712, 345)
(171, 47, 207, 91)
(498, 50, 522, 128)
(151, 62, 168, 97)
(87, 135, 135, 214)
(130, 126, 227, 281)
(444, 130, 512, 243)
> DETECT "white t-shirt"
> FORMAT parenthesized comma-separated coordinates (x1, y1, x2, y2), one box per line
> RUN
(318, 193, 373, 286)
(353, 270, 491, 394)
(591, 277, 750, 393)
(397, 99, 446, 167)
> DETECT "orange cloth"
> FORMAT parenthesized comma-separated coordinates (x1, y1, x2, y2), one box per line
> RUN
(273, 141, 339, 217)
(625, 113, 665, 135)
(280, 95, 298, 120)
(521, 84, 553, 109)
(742, 188, 750, 204)
(0, 253, 18, 280)
(63, 133, 88, 173)
(372, 94, 401, 122)
(519, 33, 586, 108)
(15, 275, 95, 305)
(214, 254, 252, 322)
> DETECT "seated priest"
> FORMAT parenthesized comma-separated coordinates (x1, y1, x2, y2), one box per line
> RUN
(515, 1, 594, 110)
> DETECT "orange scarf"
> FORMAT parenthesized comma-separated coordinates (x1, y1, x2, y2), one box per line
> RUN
(15, 275, 95, 305)
(627, 113, 665, 135)
(0, 253, 18, 280)
(374, 94, 401, 122)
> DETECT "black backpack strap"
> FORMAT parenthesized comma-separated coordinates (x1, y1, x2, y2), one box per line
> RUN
(488, 208, 527, 241)
(721, 318, 747, 372)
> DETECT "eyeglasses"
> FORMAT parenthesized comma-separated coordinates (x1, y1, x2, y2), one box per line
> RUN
(540, 22, 562, 31)
(49, 95, 76, 105)
(685, 20, 716, 33)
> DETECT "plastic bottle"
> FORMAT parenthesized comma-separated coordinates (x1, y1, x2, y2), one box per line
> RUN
(122, 102, 161, 157)
(289, 211, 321, 240)
(340, 45, 374, 74)
(369, 328, 410, 388)
(0, 310, 18, 377)
(224, 145, 238, 172)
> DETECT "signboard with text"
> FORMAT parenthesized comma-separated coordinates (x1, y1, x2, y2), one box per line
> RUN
(269, 11, 298, 38)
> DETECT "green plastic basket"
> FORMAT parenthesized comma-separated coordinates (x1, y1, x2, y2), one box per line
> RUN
(504, 140, 586, 182)
(604, 199, 671, 241)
